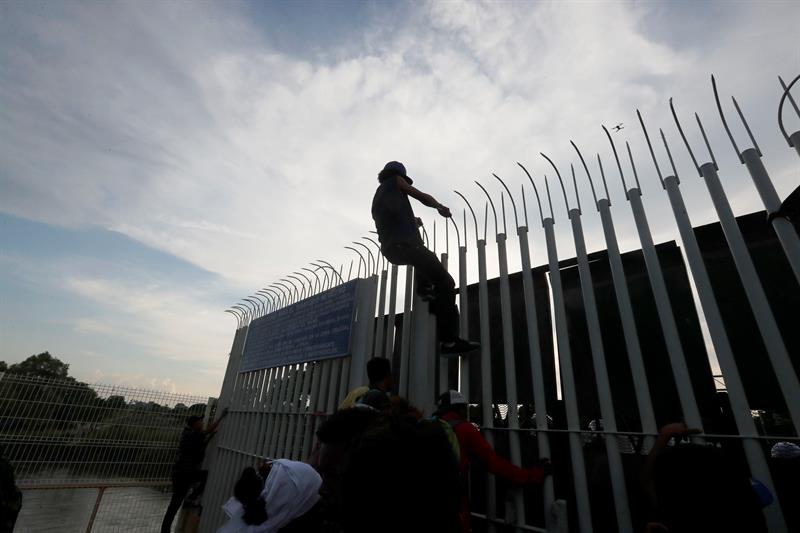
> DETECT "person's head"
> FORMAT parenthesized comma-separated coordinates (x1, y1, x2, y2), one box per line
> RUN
(378, 161, 412, 184)
(366, 357, 392, 391)
(186, 415, 204, 431)
(436, 390, 468, 419)
(234, 467, 268, 525)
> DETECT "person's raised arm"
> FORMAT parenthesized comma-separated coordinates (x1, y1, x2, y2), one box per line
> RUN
(206, 407, 229, 434)
(396, 176, 452, 218)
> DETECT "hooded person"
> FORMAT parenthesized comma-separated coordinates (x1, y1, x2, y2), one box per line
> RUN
(217, 459, 322, 533)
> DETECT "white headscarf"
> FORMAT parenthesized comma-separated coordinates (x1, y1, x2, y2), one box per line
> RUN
(217, 459, 322, 533)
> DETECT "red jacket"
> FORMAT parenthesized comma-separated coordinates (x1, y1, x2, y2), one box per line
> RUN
(440, 411, 544, 485)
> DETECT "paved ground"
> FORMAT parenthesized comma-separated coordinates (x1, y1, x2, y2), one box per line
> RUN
(16, 486, 171, 532)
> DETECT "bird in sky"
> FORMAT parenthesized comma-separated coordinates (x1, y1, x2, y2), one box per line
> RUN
(612, 123, 624, 132)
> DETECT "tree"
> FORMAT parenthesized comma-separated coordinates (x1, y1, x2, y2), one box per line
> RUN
(6, 352, 72, 380)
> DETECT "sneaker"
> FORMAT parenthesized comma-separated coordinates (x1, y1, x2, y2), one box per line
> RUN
(440, 338, 480, 358)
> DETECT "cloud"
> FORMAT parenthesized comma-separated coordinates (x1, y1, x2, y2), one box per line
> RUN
(2, 1, 798, 394)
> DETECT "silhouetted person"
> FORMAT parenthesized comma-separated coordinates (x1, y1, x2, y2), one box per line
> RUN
(643, 423, 766, 533)
(339, 357, 393, 411)
(161, 409, 227, 533)
(0, 446, 22, 533)
(434, 390, 550, 533)
(372, 161, 479, 357)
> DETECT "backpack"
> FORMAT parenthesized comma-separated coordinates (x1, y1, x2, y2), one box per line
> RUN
(429, 416, 463, 464)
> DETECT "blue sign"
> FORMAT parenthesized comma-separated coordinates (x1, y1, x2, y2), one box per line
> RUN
(239, 279, 360, 372)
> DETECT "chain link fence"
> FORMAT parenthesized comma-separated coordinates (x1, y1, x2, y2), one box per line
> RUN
(0, 372, 215, 532)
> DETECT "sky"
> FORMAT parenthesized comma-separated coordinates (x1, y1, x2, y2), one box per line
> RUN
(1, 0, 798, 397)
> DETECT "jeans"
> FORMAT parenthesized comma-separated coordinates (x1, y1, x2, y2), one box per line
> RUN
(382, 242, 459, 341)
(161, 469, 207, 533)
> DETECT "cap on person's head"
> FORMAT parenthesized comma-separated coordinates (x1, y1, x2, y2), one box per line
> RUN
(436, 390, 467, 414)
(186, 415, 203, 427)
(379, 161, 413, 184)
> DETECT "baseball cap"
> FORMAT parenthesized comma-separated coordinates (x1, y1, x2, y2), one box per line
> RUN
(382, 161, 413, 184)
(436, 390, 467, 414)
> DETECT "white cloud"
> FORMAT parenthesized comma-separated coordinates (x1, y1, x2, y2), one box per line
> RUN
(3, 1, 798, 289)
(2, 1, 798, 394)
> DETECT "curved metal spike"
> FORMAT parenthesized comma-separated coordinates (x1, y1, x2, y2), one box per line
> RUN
(454, 190, 480, 243)
(256, 290, 276, 312)
(660, 128, 681, 180)
(225, 307, 244, 320)
(229, 306, 247, 326)
(232, 303, 250, 323)
(259, 287, 282, 308)
(540, 153, 571, 215)
(731, 96, 761, 156)
(273, 281, 296, 303)
(240, 299, 258, 320)
(243, 297, 261, 315)
(279, 279, 299, 301)
(317, 260, 346, 284)
(492, 173, 520, 228)
(353, 242, 375, 276)
(500, 193, 508, 234)
(694, 113, 718, 170)
(250, 294, 268, 316)
(711, 74, 743, 160)
(421, 225, 429, 248)
(292, 271, 314, 295)
(570, 164, 582, 214)
(602, 125, 630, 199)
(269, 281, 292, 307)
(595, 154, 612, 203)
(517, 162, 545, 224)
(301, 268, 322, 293)
(309, 263, 331, 290)
(543, 175, 556, 220)
(362, 237, 384, 273)
(225, 309, 243, 328)
(520, 184, 528, 227)
(625, 141, 642, 191)
(636, 109, 665, 187)
(287, 274, 309, 299)
(343, 247, 366, 278)
(433, 219, 437, 254)
(281, 278, 301, 301)
(780, 75, 800, 117)
(474, 180, 499, 236)
(346, 259, 354, 282)
(669, 97, 701, 175)
(779, 74, 800, 146)
(461, 209, 467, 247)
(481, 203, 487, 240)
(570, 140, 600, 207)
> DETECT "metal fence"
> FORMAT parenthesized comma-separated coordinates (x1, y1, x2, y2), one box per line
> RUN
(0, 372, 214, 532)
(202, 74, 800, 533)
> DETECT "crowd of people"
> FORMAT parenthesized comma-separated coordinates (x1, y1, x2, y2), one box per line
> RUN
(161, 354, 790, 533)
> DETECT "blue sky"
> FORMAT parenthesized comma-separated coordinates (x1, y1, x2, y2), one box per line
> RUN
(1, 1, 798, 396)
